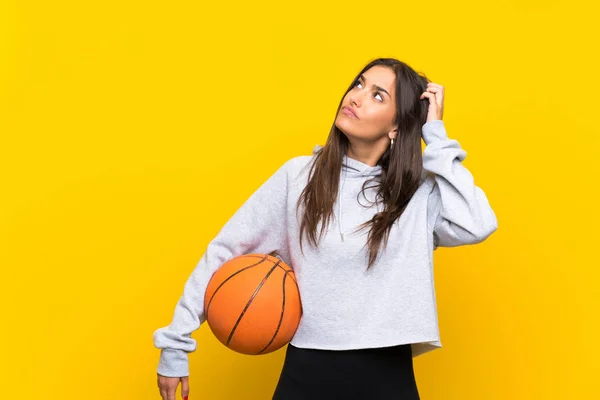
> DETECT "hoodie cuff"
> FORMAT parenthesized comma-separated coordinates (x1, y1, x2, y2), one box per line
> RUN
(157, 348, 189, 377)
(421, 120, 447, 145)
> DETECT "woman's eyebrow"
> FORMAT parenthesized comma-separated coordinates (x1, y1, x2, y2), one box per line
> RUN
(359, 74, 391, 98)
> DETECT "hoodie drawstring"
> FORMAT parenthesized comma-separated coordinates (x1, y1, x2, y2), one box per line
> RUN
(338, 166, 346, 242)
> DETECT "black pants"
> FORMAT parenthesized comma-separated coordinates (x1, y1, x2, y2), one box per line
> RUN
(272, 343, 420, 400)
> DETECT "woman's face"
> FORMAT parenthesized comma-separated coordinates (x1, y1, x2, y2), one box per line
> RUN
(335, 65, 398, 142)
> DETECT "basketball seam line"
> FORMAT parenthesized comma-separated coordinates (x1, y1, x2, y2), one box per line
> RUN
(256, 271, 290, 354)
(205, 254, 269, 321)
(226, 260, 282, 346)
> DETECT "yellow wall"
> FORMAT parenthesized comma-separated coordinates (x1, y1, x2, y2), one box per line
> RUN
(1, 0, 598, 398)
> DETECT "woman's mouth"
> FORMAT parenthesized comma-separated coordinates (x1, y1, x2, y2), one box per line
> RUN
(342, 106, 358, 118)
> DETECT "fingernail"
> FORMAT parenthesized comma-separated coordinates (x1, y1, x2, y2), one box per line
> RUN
(184, 396, 188, 400)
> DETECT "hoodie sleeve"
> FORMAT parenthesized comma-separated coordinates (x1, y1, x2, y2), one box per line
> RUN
(152, 159, 291, 377)
(422, 120, 498, 249)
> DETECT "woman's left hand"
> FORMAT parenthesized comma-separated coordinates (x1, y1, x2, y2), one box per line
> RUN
(420, 82, 444, 123)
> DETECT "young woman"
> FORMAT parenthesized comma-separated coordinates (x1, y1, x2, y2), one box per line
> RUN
(154, 57, 498, 400)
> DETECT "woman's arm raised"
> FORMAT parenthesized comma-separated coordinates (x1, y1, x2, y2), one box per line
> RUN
(422, 120, 498, 249)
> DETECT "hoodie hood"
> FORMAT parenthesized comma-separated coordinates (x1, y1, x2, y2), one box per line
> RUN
(311, 144, 430, 242)
(312, 144, 382, 177)
(312, 144, 381, 242)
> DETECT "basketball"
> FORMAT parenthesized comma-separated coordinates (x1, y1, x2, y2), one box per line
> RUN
(204, 253, 302, 355)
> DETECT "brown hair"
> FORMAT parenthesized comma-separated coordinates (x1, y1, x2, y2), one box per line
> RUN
(296, 57, 431, 270)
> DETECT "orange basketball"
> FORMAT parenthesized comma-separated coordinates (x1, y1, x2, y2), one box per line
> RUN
(204, 253, 302, 355)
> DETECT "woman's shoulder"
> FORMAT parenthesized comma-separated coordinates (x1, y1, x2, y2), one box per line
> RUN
(281, 146, 319, 174)
(286, 154, 314, 168)
(273, 149, 318, 188)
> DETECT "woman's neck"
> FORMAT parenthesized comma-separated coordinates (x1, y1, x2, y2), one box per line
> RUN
(346, 143, 386, 167)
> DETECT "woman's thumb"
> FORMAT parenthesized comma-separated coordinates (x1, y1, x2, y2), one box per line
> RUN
(181, 376, 190, 400)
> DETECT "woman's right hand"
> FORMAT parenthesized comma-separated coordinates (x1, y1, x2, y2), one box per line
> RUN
(157, 374, 190, 400)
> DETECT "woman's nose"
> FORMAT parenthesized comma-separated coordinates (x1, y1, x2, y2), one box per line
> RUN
(350, 91, 366, 106)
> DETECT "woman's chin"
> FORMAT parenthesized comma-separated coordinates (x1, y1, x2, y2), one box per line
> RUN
(335, 117, 355, 135)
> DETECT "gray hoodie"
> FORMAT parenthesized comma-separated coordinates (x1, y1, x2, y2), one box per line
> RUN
(153, 119, 498, 377)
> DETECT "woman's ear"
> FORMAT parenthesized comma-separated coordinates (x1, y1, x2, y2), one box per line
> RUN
(388, 127, 398, 141)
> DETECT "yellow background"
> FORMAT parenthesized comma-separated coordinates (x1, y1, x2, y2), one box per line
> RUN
(1, 0, 598, 399)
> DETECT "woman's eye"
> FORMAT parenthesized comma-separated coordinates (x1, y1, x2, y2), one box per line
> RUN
(354, 81, 383, 102)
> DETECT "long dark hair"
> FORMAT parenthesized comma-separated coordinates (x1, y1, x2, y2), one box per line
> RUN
(296, 58, 431, 269)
